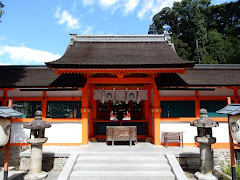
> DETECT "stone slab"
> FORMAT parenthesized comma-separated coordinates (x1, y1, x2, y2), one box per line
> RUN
(70, 171, 175, 180)
(19, 142, 200, 158)
(57, 153, 78, 180)
(73, 163, 171, 171)
(76, 158, 168, 164)
(166, 153, 188, 180)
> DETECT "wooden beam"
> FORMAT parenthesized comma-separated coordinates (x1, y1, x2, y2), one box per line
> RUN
(87, 77, 154, 84)
(56, 68, 186, 75)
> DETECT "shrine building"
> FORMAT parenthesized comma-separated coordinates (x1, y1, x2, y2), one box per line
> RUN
(0, 34, 239, 148)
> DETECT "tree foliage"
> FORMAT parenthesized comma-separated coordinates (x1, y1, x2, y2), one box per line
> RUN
(149, 0, 240, 64)
(0, 1, 4, 22)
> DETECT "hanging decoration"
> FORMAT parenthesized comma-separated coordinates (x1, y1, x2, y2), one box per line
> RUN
(128, 90, 137, 102)
(113, 87, 116, 104)
(93, 89, 148, 102)
(101, 88, 105, 104)
(137, 88, 140, 104)
(125, 88, 128, 104)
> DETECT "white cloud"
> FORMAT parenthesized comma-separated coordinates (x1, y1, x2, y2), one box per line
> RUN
(55, 6, 80, 29)
(124, 0, 140, 14)
(0, 63, 11, 65)
(0, 45, 61, 64)
(82, 25, 93, 34)
(152, 0, 178, 17)
(83, 0, 94, 6)
(137, 0, 154, 19)
(82, 0, 178, 20)
(99, 0, 120, 8)
(136, 0, 178, 20)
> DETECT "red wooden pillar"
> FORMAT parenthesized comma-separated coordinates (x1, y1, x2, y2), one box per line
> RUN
(227, 97, 236, 180)
(89, 85, 94, 138)
(195, 90, 200, 118)
(152, 83, 161, 145)
(2, 89, 8, 106)
(234, 88, 239, 103)
(42, 91, 47, 118)
(147, 86, 153, 137)
(81, 82, 90, 144)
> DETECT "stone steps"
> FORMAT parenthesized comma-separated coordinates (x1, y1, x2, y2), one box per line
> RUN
(77, 152, 165, 156)
(73, 163, 171, 171)
(70, 171, 175, 180)
(70, 151, 177, 180)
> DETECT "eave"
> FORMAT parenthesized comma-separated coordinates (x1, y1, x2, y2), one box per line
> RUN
(56, 68, 186, 78)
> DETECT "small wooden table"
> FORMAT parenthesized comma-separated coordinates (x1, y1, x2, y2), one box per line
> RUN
(163, 131, 183, 148)
(106, 126, 137, 146)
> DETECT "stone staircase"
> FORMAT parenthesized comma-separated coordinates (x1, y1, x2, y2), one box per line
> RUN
(69, 152, 181, 180)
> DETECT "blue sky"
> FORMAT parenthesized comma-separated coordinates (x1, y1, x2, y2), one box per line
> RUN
(0, 0, 234, 65)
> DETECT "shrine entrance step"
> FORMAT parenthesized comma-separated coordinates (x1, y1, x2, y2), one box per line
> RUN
(69, 150, 187, 180)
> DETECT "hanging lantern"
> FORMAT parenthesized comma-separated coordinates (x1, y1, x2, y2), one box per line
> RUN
(0, 106, 22, 146)
(0, 119, 11, 146)
(229, 115, 240, 143)
(217, 104, 240, 143)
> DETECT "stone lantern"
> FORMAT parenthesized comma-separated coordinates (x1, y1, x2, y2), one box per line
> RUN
(190, 108, 219, 180)
(23, 111, 51, 180)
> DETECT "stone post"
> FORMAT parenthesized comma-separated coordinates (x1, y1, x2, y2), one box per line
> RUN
(26, 138, 47, 176)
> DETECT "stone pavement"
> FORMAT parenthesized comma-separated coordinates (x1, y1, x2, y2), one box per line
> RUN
(20, 142, 200, 158)
(0, 167, 25, 180)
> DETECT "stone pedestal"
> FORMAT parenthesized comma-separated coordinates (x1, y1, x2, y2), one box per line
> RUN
(194, 137, 218, 180)
(24, 138, 48, 180)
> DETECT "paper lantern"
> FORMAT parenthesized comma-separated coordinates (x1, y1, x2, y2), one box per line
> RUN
(0, 119, 11, 146)
(229, 115, 240, 143)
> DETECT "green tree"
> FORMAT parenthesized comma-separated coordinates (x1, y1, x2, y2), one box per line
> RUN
(0, 1, 4, 22)
(149, 0, 240, 64)
(202, 30, 233, 64)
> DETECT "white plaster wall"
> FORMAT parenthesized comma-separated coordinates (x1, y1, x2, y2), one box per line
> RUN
(212, 122, 229, 143)
(45, 122, 82, 143)
(47, 90, 82, 97)
(160, 122, 197, 143)
(199, 87, 234, 97)
(10, 122, 82, 144)
(160, 122, 229, 143)
(0, 90, 3, 97)
(10, 123, 29, 143)
(160, 90, 195, 97)
(8, 89, 43, 97)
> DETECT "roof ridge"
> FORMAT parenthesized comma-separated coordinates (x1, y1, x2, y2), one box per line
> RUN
(69, 34, 171, 44)
(193, 64, 240, 69)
